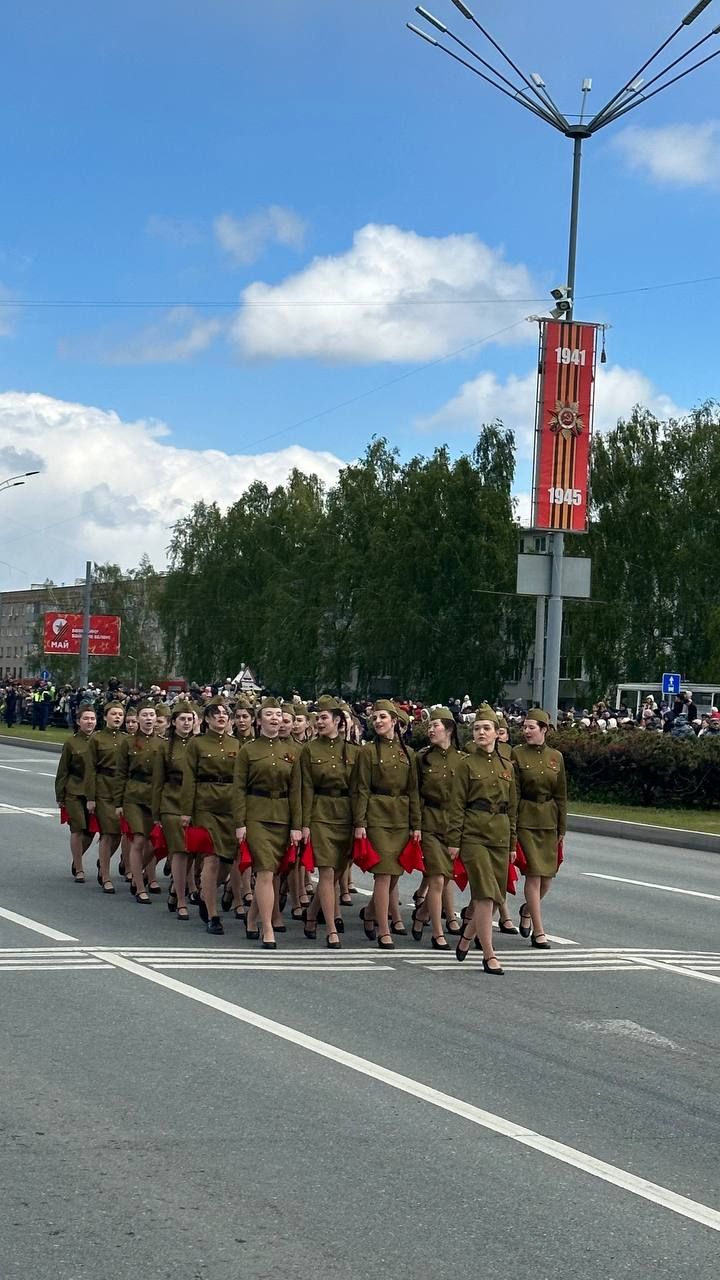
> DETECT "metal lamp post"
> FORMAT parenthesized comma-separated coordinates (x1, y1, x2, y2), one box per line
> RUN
(0, 470, 41, 495)
(408, 0, 720, 717)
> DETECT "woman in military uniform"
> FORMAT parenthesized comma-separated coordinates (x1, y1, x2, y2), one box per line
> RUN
(352, 699, 421, 950)
(512, 708, 567, 949)
(232, 698, 255, 743)
(152, 700, 195, 920)
(233, 697, 301, 948)
(180, 698, 241, 935)
(413, 706, 463, 949)
(114, 702, 163, 905)
(55, 702, 97, 884)
(447, 704, 517, 974)
(85, 701, 126, 889)
(467, 712, 519, 936)
(291, 695, 357, 948)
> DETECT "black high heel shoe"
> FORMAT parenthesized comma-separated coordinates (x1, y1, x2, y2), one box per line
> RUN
(431, 935, 449, 950)
(483, 956, 504, 975)
(326, 932, 342, 950)
(262, 933, 277, 950)
(531, 933, 551, 949)
(390, 919, 407, 936)
(411, 908, 426, 942)
(455, 928, 474, 963)
(519, 904, 532, 938)
(221, 883, 233, 913)
(334, 916, 345, 934)
(498, 917, 519, 935)
(245, 924, 260, 941)
(360, 907, 376, 941)
(377, 934, 395, 950)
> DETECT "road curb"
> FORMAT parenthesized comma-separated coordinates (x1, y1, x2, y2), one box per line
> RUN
(568, 813, 720, 854)
(0, 733, 64, 754)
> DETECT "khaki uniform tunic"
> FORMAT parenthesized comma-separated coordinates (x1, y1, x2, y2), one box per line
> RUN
(152, 734, 191, 854)
(55, 732, 94, 833)
(351, 739, 421, 875)
(290, 736, 358, 870)
(511, 743, 567, 878)
(233, 736, 299, 872)
(114, 732, 164, 838)
(416, 743, 465, 879)
(447, 747, 518, 905)
(84, 727, 124, 835)
(180, 730, 241, 862)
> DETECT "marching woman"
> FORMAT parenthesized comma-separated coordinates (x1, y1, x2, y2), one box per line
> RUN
(233, 697, 301, 948)
(114, 702, 163, 905)
(85, 700, 126, 890)
(292, 703, 311, 745)
(447, 704, 517, 974)
(55, 702, 97, 883)
(351, 699, 421, 950)
(512, 708, 567, 948)
(152, 700, 196, 920)
(233, 698, 255, 744)
(291, 695, 358, 948)
(180, 698, 241, 935)
(413, 706, 464, 949)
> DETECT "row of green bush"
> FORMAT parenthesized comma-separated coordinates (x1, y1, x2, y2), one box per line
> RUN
(409, 725, 720, 809)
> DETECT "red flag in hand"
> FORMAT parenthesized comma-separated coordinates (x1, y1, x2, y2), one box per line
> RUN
(119, 815, 133, 838)
(398, 838, 425, 874)
(557, 838, 564, 868)
(452, 856, 468, 892)
(59, 806, 69, 826)
(88, 813, 100, 835)
(184, 825, 214, 856)
(352, 836, 380, 873)
(506, 860, 520, 895)
(149, 822, 168, 856)
(514, 841, 528, 875)
(237, 838, 252, 872)
(300, 840, 316, 873)
(278, 843, 297, 875)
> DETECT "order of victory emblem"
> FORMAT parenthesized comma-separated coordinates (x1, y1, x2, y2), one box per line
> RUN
(549, 401, 584, 440)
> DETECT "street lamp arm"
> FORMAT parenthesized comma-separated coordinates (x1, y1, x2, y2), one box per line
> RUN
(588, 22, 686, 129)
(407, 25, 565, 129)
(595, 44, 720, 129)
(591, 23, 720, 131)
(416, 7, 558, 107)
(459, 6, 570, 129)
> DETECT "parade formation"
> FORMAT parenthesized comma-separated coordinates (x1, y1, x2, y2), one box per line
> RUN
(54, 693, 567, 975)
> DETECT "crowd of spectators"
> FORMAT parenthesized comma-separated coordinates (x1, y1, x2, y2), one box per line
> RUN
(1, 677, 718, 744)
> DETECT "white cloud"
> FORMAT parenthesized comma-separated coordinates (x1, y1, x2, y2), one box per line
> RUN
(230, 223, 540, 364)
(214, 206, 307, 265)
(418, 363, 686, 455)
(0, 391, 345, 589)
(60, 307, 223, 365)
(614, 121, 720, 188)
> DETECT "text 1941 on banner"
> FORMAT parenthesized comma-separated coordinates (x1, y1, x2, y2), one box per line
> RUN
(531, 320, 598, 534)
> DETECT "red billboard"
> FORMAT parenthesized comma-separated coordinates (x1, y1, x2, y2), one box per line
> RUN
(43, 613, 121, 656)
(531, 320, 598, 533)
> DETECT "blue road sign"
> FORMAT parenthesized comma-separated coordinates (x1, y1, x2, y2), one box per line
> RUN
(40, 669, 51, 681)
(662, 672, 681, 696)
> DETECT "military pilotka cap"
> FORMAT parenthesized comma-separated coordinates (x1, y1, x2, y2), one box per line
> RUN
(526, 707, 551, 726)
(293, 702, 309, 716)
(281, 702, 295, 716)
(429, 705, 455, 724)
(171, 699, 194, 718)
(260, 696, 282, 710)
(316, 694, 341, 712)
(204, 696, 228, 712)
(77, 701, 96, 714)
(136, 700, 157, 713)
(234, 695, 252, 711)
(474, 703, 499, 726)
(104, 700, 125, 712)
(373, 699, 398, 718)
(154, 703, 170, 716)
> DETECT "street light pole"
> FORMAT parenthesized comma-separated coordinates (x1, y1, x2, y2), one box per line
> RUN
(407, 1, 720, 718)
(0, 470, 41, 495)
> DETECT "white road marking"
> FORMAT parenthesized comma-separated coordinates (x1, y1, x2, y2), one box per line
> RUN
(92, 947, 720, 1234)
(0, 763, 56, 776)
(0, 802, 55, 818)
(0, 907, 78, 942)
(574, 1019, 687, 1052)
(631, 956, 720, 986)
(582, 873, 720, 902)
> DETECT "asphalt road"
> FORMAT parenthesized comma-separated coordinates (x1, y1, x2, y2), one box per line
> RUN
(1, 745, 719, 1279)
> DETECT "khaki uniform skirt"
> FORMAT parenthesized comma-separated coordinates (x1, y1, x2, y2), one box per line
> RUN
(64, 795, 93, 836)
(460, 840, 509, 906)
(310, 822, 353, 871)
(517, 828, 559, 878)
(246, 820, 290, 873)
(124, 802, 153, 840)
(160, 812, 186, 856)
(95, 785, 120, 837)
(421, 830, 453, 879)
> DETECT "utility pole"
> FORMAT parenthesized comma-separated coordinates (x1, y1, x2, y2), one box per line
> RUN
(79, 561, 92, 688)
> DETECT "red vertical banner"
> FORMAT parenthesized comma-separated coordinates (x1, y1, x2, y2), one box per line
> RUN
(531, 320, 598, 533)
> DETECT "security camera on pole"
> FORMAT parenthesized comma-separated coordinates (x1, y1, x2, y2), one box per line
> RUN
(407, 0, 720, 717)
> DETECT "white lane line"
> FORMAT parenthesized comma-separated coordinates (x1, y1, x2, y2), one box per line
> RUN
(0, 803, 54, 818)
(582, 873, 720, 902)
(0, 763, 56, 776)
(93, 948, 720, 1234)
(0, 906, 78, 942)
(630, 957, 720, 986)
(0, 964, 111, 972)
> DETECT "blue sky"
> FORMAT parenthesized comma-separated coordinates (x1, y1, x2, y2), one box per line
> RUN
(0, 0, 718, 587)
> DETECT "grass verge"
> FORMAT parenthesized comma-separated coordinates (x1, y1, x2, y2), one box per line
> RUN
(569, 801, 720, 836)
(0, 725, 71, 746)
